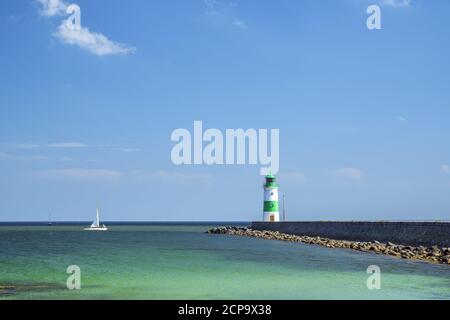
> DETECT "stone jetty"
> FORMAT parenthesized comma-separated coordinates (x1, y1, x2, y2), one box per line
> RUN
(207, 226, 450, 265)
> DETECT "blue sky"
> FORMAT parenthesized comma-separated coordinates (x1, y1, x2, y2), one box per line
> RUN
(1, 0, 450, 221)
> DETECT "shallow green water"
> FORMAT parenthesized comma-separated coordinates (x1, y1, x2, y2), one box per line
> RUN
(0, 224, 449, 300)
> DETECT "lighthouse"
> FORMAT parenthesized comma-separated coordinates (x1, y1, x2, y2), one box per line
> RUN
(263, 173, 280, 222)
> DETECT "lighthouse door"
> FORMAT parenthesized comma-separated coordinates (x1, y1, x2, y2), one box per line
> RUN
(270, 214, 275, 222)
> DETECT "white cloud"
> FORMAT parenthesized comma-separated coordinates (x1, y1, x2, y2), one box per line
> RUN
(204, 0, 247, 30)
(14, 143, 41, 149)
(2, 152, 14, 159)
(130, 170, 213, 187)
(59, 157, 73, 162)
(0, 152, 48, 161)
(334, 167, 364, 181)
(278, 172, 307, 184)
(381, 0, 411, 8)
(441, 165, 450, 174)
(47, 142, 88, 148)
(38, 168, 122, 181)
(398, 116, 407, 121)
(204, 0, 218, 9)
(232, 19, 247, 30)
(35, 168, 212, 185)
(155, 171, 212, 185)
(55, 22, 136, 56)
(36, 0, 136, 56)
(118, 148, 140, 153)
(37, 0, 67, 16)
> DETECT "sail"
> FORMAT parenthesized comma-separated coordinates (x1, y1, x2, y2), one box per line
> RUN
(85, 207, 107, 231)
(96, 208, 100, 227)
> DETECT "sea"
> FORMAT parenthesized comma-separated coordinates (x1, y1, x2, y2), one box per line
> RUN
(0, 222, 449, 300)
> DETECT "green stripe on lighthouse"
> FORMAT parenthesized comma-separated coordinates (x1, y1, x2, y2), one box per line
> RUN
(263, 173, 278, 188)
(264, 201, 279, 212)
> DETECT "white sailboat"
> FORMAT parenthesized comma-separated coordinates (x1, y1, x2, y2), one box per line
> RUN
(84, 208, 108, 231)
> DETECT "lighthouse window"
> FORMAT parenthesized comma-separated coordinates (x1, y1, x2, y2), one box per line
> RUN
(267, 178, 274, 183)
(270, 192, 274, 196)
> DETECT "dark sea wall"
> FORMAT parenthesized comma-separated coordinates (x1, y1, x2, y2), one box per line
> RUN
(250, 222, 450, 247)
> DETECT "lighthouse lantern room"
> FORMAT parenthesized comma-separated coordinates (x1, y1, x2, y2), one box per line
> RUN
(263, 173, 280, 222)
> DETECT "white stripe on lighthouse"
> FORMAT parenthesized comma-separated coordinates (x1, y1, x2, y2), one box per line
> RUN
(263, 212, 280, 221)
(264, 189, 278, 201)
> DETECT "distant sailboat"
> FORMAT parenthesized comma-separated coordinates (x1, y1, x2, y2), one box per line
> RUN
(48, 212, 52, 226)
(84, 208, 108, 231)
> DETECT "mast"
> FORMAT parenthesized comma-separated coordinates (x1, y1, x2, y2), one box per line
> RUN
(96, 208, 100, 227)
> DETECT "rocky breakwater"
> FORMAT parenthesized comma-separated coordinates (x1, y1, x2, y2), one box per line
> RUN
(207, 226, 450, 265)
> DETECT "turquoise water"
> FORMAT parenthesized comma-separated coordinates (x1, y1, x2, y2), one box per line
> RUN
(0, 224, 449, 300)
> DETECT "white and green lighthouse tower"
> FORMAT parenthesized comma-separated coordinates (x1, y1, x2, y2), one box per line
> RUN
(263, 173, 280, 222)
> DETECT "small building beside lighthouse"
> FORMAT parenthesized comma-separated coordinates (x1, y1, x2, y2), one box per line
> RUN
(263, 173, 280, 222)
